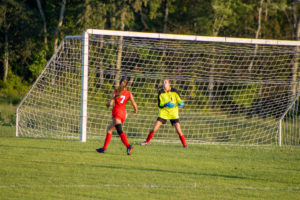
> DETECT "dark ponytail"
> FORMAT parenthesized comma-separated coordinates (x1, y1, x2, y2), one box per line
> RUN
(115, 77, 128, 99)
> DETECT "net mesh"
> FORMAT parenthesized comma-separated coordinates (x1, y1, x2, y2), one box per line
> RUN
(17, 32, 300, 145)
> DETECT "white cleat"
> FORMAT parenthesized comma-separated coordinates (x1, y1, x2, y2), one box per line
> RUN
(140, 141, 148, 146)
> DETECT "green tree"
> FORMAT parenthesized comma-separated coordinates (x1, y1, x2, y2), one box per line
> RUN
(76, 0, 107, 31)
(28, 50, 47, 82)
(0, 0, 40, 82)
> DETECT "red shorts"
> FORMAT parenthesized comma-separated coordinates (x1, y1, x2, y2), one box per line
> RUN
(112, 110, 127, 123)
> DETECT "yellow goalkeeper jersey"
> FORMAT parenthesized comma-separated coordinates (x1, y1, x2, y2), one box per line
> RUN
(158, 88, 183, 119)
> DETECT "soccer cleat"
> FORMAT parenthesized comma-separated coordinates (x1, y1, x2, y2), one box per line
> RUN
(127, 145, 133, 155)
(140, 141, 148, 146)
(96, 148, 106, 153)
(183, 145, 188, 148)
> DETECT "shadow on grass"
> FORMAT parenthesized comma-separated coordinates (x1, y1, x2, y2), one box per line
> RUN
(89, 163, 248, 180)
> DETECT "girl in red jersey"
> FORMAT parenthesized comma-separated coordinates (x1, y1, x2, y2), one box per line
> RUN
(96, 77, 138, 155)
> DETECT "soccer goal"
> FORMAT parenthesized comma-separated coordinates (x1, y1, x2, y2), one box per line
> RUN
(16, 29, 300, 145)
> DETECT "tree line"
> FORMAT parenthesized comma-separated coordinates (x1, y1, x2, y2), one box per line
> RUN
(0, 0, 299, 103)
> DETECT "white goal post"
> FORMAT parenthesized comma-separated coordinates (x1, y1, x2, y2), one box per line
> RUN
(16, 29, 300, 145)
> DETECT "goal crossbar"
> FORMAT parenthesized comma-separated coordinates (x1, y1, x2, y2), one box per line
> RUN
(87, 29, 300, 46)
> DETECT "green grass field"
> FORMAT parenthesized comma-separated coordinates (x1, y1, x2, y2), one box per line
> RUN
(1, 98, 300, 199)
(0, 130, 300, 200)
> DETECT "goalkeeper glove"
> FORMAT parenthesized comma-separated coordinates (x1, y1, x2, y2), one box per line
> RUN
(178, 102, 185, 108)
(164, 101, 175, 108)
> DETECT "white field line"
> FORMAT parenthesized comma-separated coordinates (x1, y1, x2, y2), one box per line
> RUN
(0, 183, 196, 189)
(0, 184, 299, 191)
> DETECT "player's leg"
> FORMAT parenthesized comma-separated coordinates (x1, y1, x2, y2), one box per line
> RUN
(107, 122, 116, 133)
(103, 122, 115, 148)
(173, 121, 187, 148)
(96, 122, 115, 153)
(141, 119, 164, 145)
(114, 118, 133, 155)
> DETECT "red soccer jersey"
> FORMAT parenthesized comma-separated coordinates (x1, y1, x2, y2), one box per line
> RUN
(112, 89, 131, 123)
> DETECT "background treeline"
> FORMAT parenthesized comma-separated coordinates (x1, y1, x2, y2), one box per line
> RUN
(0, 0, 299, 103)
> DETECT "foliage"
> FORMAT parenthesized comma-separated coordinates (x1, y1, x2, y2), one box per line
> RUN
(228, 84, 260, 107)
(0, 97, 17, 127)
(0, 0, 298, 105)
(0, 71, 30, 104)
(28, 50, 47, 82)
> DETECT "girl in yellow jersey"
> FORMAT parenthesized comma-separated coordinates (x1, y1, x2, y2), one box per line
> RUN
(141, 78, 187, 147)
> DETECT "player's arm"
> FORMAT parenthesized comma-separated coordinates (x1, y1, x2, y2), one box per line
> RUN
(177, 96, 184, 107)
(173, 89, 184, 107)
(158, 90, 168, 108)
(129, 93, 138, 114)
(106, 92, 115, 108)
(158, 91, 165, 108)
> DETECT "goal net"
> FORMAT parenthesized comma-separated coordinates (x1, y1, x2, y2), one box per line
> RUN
(16, 30, 300, 145)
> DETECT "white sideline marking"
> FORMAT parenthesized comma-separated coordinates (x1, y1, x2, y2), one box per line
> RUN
(0, 183, 197, 189)
(0, 184, 299, 191)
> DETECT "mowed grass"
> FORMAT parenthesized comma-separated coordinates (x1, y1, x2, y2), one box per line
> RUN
(0, 132, 299, 200)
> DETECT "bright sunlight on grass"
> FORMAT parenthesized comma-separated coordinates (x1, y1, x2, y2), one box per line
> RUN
(0, 135, 299, 200)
